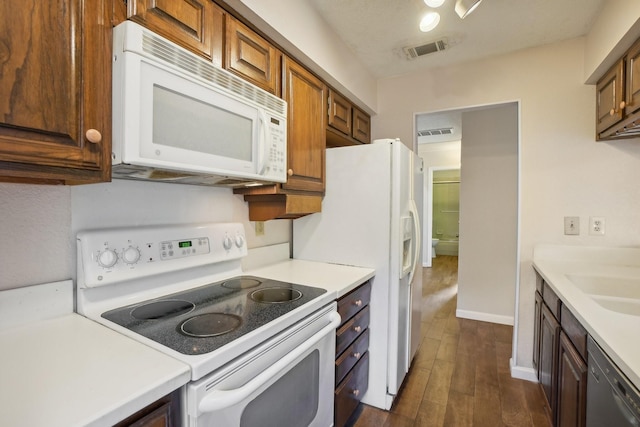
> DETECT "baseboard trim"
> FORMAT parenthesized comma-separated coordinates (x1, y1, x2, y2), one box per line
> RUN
(455, 309, 514, 326)
(510, 359, 539, 383)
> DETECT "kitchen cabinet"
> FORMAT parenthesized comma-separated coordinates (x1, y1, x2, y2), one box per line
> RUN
(326, 88, 371, 147)
(534, 270, 588, 427)
(127, 0, 224, 66)
(237, 55, 326, 221)
(334, 281, 371, 427)
(225, 15, 280, 94)
(596, 36, 640, 140)
(114, 390, 181, 427)
(0, 0, 111, 185)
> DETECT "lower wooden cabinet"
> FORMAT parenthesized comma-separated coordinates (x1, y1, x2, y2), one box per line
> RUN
(334, 280, 371, 427)
(114, 390, 181, 427)
(557, 331, 587, 427)
(534, 270, 588, 427)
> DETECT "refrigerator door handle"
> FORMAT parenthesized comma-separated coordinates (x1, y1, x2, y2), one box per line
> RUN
(408, 199, 421, 285)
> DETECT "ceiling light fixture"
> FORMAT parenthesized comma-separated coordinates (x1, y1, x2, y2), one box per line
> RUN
(419, 12, 441, 32)
(454, 0, 483, 19)
(424, 0, 446, 7)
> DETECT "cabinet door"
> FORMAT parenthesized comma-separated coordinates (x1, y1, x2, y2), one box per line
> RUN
(282, 56, 326, 193)
(557, 331, 587, 427)
(328, 89, 352, 136)
(540, 303, 560, 423)
(533, 291, 543, 373)
(625, 40, 640, 117)
(226, 16, 279, 94)
(352, 107, 371, 144)
(128, 0, 224, 66)
(0, 0, 111, 184)
(596, 60, 624, 135)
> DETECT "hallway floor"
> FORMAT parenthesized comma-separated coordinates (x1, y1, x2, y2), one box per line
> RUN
(351, 255, 550, 426)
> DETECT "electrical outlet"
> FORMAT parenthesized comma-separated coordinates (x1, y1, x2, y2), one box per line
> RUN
(589, 216, 605, 236)
(564, 216, 580, 235)
(255, 221, 265, 236)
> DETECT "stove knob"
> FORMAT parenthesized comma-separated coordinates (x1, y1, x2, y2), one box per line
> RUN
(122, 246, 141, 265)
(235, 234, 245, 248)
(97, 249, 118, 268)
(223, 235, 233, 250)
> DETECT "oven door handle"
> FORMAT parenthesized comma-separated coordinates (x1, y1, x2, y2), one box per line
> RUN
(198, 311, 341, 414)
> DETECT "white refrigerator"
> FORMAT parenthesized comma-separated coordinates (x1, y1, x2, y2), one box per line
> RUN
(293, 138, 424, 410)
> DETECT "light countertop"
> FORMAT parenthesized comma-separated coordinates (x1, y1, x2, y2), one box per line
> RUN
(532, 244, 640, 388)
(0, 281, 190, 427)
(246, 258, 376, 299)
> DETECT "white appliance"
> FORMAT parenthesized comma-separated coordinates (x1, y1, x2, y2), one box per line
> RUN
(294, 138, 424, 410)
(111, 21, 287, 187)
(76, 223, 338, 426)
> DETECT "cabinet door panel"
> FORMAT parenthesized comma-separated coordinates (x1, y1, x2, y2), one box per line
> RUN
(328, 90, 352, 135)
(226, 16, 279, 94)
(626, 41, 640, 117)
(540, 303, 560, 422)
(557, 332, 587, 427)
(533, 291, 543, 373)
(596, 61, 624, 134)
(0, 0, 110, 182)
(353, 107, 371, 144)
(128, 0, 223, 65)
(282, 56, 325, 193)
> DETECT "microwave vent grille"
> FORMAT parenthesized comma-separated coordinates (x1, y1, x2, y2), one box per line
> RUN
(141, 33, 286, 117)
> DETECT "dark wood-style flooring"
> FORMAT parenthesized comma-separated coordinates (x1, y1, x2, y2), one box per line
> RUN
(351, 255, 550, 427)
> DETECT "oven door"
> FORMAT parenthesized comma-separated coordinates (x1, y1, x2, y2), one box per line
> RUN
(186, 303, 340, 427)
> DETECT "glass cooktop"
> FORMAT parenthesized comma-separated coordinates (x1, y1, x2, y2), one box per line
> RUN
(102, 276, 326, 355)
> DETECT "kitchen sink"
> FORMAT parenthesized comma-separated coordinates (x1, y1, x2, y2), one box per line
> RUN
(566, 275, 640, 316)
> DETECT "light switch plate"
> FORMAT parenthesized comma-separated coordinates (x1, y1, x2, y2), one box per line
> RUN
(564, 216, 580, 235)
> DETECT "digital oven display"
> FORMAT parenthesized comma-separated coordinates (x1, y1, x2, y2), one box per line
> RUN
(178, 241, 192, 248)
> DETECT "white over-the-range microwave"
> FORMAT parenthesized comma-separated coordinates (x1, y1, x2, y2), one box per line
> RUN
(111, 21, 287, 187)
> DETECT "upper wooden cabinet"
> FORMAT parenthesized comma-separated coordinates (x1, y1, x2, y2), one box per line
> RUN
(597, 37, 640, 140)
(0, 0, 111, 184)
(327, 89, 371, 147)
(128, 0, 224, 66)
(282, 56, 326, 194)
(237, 55, 326, 221)
(225, 16, 280, 95)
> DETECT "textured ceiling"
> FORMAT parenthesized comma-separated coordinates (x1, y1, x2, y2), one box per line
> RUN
(307, 0, 606, 79)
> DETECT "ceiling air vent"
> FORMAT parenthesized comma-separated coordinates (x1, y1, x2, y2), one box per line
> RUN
(404, 38, 448, 60)
(418, 127, 453, 137)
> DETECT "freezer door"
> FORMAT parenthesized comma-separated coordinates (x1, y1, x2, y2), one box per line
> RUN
(410, 153, 424, 362)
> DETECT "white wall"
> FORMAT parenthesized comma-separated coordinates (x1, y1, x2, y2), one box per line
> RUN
(375, 36, 640, 374)
(456, 104, 518, 325)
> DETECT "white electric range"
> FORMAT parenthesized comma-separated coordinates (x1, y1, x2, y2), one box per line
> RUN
(76, 223, 338, 427)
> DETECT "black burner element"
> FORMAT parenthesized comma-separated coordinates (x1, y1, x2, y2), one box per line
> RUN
(222, 278, 262, 289)
(180, 313, 242, 337)
(131, 299, 195, 320)
(250, 287, 303, 303)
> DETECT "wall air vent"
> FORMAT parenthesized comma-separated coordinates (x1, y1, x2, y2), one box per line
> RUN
(403, 38, 448, 60)
(418, 127, 453, 137)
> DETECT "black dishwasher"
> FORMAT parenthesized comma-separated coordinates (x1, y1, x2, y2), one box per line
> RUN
(587, 336, 640, 427)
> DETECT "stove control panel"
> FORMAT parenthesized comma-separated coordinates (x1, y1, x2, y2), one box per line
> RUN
(77, 223, 247, 288)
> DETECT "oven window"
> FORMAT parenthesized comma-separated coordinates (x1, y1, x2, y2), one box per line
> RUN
(240, 350, 320, 427)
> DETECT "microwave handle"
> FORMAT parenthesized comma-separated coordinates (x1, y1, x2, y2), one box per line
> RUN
(257, 110, 269, 175)
(198, 311, 341, 414)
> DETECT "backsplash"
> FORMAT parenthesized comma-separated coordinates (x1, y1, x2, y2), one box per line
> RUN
(0, 179, 290, 291)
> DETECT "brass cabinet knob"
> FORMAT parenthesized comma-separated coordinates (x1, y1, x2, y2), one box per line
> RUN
(352, 352, 361, 359)
(610, 108, 616, 116)
(620, 101, 626, 110)
(85, 129, 102, 144)
(353, 299, 363, 307)
(287, 169, 293, 176)
(353, 325, 362, 333)
(352, 389, 360, 397)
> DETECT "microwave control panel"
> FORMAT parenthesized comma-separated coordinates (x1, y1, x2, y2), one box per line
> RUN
(263, 115, 287, 182)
